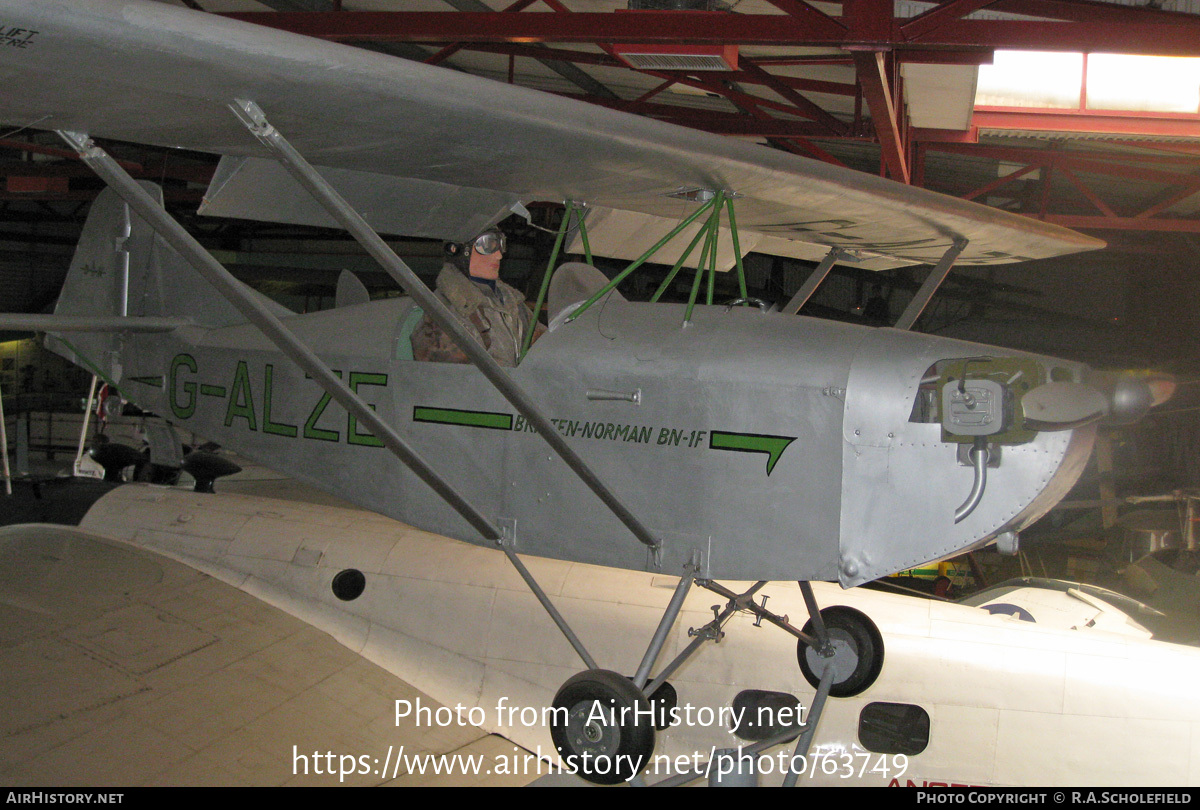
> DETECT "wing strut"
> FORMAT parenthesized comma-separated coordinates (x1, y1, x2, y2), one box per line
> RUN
(894, 238, 968, 330)
(228, 99, 661, 554)
(56, 129, 502, 544)
(58, 128, 610, 674)
(781, 247, 843, 315)
(60, 128, 604, 671)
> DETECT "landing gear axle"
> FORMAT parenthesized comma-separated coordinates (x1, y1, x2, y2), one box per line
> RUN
(796, 605, 884, 698)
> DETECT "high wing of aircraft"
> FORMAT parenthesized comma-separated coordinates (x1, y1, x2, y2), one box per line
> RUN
(0, 0, 1103, 268)
(0, 0, 1178, 785)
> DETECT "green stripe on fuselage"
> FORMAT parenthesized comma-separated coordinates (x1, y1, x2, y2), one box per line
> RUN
(413, 406, 513, 431)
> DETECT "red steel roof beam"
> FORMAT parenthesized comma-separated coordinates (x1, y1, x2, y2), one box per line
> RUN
(737, 61, 850, 135)
(973, 110, 1200, 139)
(911, 126, 980, 143)
(629, 78, 678, 106)
(923, 20, 1200, 57)
(900, 0, 1002, 41)
(929, 142, 1200, 189)
(1109, 142, 1200, 157)
(537, 0, 624, 65)
(1057, 165, 1118, 218)
(424, 44, 463, 65)
(643, 71, 845, 133)
(641, 73, 847, 162)
(737, 61, 859, 97)
(1039, 163, 1053, 220)
(763, 0, 848, 37)
(221, 11, 1200, 56)
(990, 0, 1193, 25)
(459, 43, 621, 67)
(425, 0, 539, 65)
(852, 50, 910, 183)
(1135, 185, 1200, 220)
(961, 163, 1040, 201)
(1064, 158, 1200, 192)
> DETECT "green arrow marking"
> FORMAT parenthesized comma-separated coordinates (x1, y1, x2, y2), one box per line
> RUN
(413, 406, 513, 431)
(710, 431, 796, 476)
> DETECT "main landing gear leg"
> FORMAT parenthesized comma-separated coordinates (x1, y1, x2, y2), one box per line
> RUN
(661, 579, 883, 787)
(501, 537, 705, 785)
(510, 553, 888, 787)
(788, 581, 885, 784)
(780, 659, 836, 787)
(548, 564, 697, 785)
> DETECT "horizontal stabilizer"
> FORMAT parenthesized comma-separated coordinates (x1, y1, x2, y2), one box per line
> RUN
(0, 315, 192, 333)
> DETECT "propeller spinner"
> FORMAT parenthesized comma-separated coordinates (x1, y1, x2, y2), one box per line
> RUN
(1022, 372, 1176, 431)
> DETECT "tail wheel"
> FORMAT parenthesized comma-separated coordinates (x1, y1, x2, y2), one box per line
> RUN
(550, 669, 656, 785)
(796, 606, 884, 698)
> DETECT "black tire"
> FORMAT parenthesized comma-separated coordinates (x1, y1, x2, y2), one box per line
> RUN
(550, 669, 656, 785)
(796, 605, 884, 698)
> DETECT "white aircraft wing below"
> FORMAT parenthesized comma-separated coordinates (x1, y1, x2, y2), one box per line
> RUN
(0, 0, 1104, 268)
(58, 484, 1200, 787)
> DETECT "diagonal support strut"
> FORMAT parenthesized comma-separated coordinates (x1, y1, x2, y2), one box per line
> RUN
(229, 99, 662, 554)
(632, 566, 696, 690)
(894, 238, 968, 331)
(782, 247, 843, 315)
(60, 128, 602, 670)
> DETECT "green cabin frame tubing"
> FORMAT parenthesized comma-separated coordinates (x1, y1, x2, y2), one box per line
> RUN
(685, 192, 725, 324)
(520, 200, 576, 361)
(522, 192, 750, 345)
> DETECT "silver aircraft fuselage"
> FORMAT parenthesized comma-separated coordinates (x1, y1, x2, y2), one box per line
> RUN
(106, 296, 1093, 586)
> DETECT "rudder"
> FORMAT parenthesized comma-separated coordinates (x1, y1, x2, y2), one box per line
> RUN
(47, 182, 250, 382)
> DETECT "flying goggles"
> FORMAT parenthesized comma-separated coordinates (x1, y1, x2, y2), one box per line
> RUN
(469, 230, 506, 256)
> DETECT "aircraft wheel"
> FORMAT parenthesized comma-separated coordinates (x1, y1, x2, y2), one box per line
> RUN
(796, 606, 884, 698)
(550, 669, 655, 785)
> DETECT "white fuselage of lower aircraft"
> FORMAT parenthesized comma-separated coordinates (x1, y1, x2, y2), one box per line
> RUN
(78, 484, 1200, 787)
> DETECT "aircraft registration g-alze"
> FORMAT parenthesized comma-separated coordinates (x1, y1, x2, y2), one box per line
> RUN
(0, 0, 1186, 787)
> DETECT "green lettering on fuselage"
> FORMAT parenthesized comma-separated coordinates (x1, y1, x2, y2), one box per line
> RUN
(165, 355, 392, 448)
(224, 360, 257, 431)
(263, 364, 298, 438)
(347, 372, 387, 447)
(303, 369, 342, 442)
(169, 354, 197, 420)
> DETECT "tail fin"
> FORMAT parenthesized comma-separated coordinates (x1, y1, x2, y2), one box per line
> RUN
(47, 182, 255, 381)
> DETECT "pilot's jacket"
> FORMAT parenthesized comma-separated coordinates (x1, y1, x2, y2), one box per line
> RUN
(412, 263, 541, 367)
